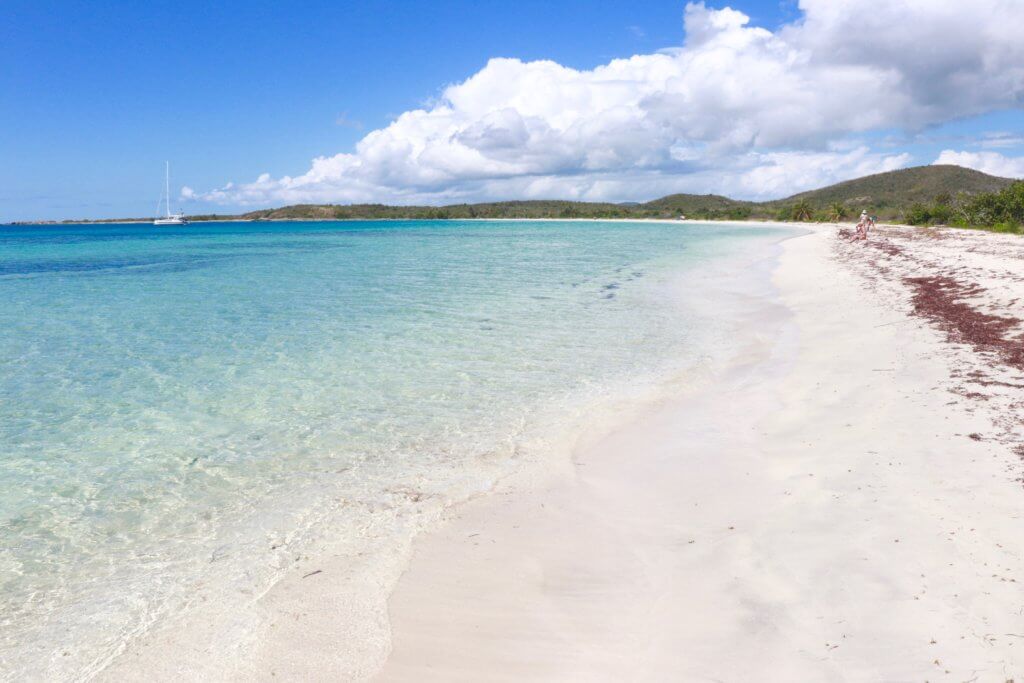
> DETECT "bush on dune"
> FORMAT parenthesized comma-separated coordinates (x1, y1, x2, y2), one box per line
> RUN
(901, 182, 1023, 233)
(904, 203, 933, 225)
(957, 181, 1024, 229)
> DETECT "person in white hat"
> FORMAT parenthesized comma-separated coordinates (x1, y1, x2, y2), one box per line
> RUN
(855, 210, 870, 240)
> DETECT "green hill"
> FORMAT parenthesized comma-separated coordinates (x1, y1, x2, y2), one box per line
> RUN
(238, 194, 760, 221)
(639, 193, 755, 219)
(242, 200, 637, 220)
(766, 165, 1015, 216)
(236, 166, 1014, 222)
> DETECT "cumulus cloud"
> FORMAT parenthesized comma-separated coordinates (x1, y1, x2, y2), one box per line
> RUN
(198, 0, 1024, 206)
(934, 150, 1024, 179)
(730, 147, 912, 198)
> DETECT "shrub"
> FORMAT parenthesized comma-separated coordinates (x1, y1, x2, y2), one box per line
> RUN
(959, 181, 1024, 227)
(929, 203, 952, 225)
(903, 203, 932, 225)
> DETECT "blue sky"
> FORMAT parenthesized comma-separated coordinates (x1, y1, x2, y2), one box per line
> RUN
(2, 0, 1022, 221)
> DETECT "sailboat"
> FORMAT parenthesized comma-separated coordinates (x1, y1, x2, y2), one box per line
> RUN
(154, 162, 189, 226)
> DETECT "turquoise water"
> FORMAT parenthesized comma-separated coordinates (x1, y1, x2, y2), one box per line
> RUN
(0, 220, 790, 678)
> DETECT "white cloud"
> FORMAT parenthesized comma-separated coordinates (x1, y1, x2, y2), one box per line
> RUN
(481, 147, 911, 202)
(198, 0, 1024, 206)
(980, 132, 1024, 150)
(731, 147, 912, 199)
(934, 150, 1024, 179)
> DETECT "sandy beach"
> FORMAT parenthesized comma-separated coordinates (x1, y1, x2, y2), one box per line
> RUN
(92, 222, 1024, 681)
(10, 0, 1024, 678)
(378, 224, 1024, 681)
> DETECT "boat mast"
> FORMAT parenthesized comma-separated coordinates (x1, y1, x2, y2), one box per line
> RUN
(165, 161, 171, 218)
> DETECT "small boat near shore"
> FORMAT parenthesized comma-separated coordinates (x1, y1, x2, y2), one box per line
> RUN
(154, 162, 189, 225)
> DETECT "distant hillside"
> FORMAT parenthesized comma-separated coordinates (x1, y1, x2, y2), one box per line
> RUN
(236, 166, 1014, 222)
(12, 164, 1018, 225)
(241, 200, 637, 221)
(769, 165, 1015, 214)
(639, 193, 755, 218)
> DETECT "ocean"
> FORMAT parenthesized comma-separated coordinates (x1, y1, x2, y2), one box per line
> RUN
(0, 219, 792, 678)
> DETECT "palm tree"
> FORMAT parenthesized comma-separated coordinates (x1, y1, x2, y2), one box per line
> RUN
(827, 202, 848, 222)
(792, 200, 814, 222)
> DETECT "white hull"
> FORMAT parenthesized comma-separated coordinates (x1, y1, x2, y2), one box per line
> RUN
(154, 216, 188, 226)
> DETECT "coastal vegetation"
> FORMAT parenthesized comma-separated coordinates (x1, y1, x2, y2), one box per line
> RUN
(827, 202, 849, 222)
(12, 165, 1020, 232)
(903, 181, 1024, 234)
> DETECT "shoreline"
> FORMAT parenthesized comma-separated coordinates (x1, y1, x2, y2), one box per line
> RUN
(92, 222, 798, 680)
(92, 222, 1024, 680)
(7, 217, 796, 226)
(5, 216, 859, 229)
(10, 216, 1008, 243)
(377, 225, 1024, 680)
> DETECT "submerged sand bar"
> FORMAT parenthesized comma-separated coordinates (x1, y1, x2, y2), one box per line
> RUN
(379, 225, 1024, 681)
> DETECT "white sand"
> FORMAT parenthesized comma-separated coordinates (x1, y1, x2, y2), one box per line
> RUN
(98, 223, 1024, 681)
(378, 226, 1024, 681)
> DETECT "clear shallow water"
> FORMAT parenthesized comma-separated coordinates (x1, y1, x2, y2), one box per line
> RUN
(0, 220, 790, 678)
